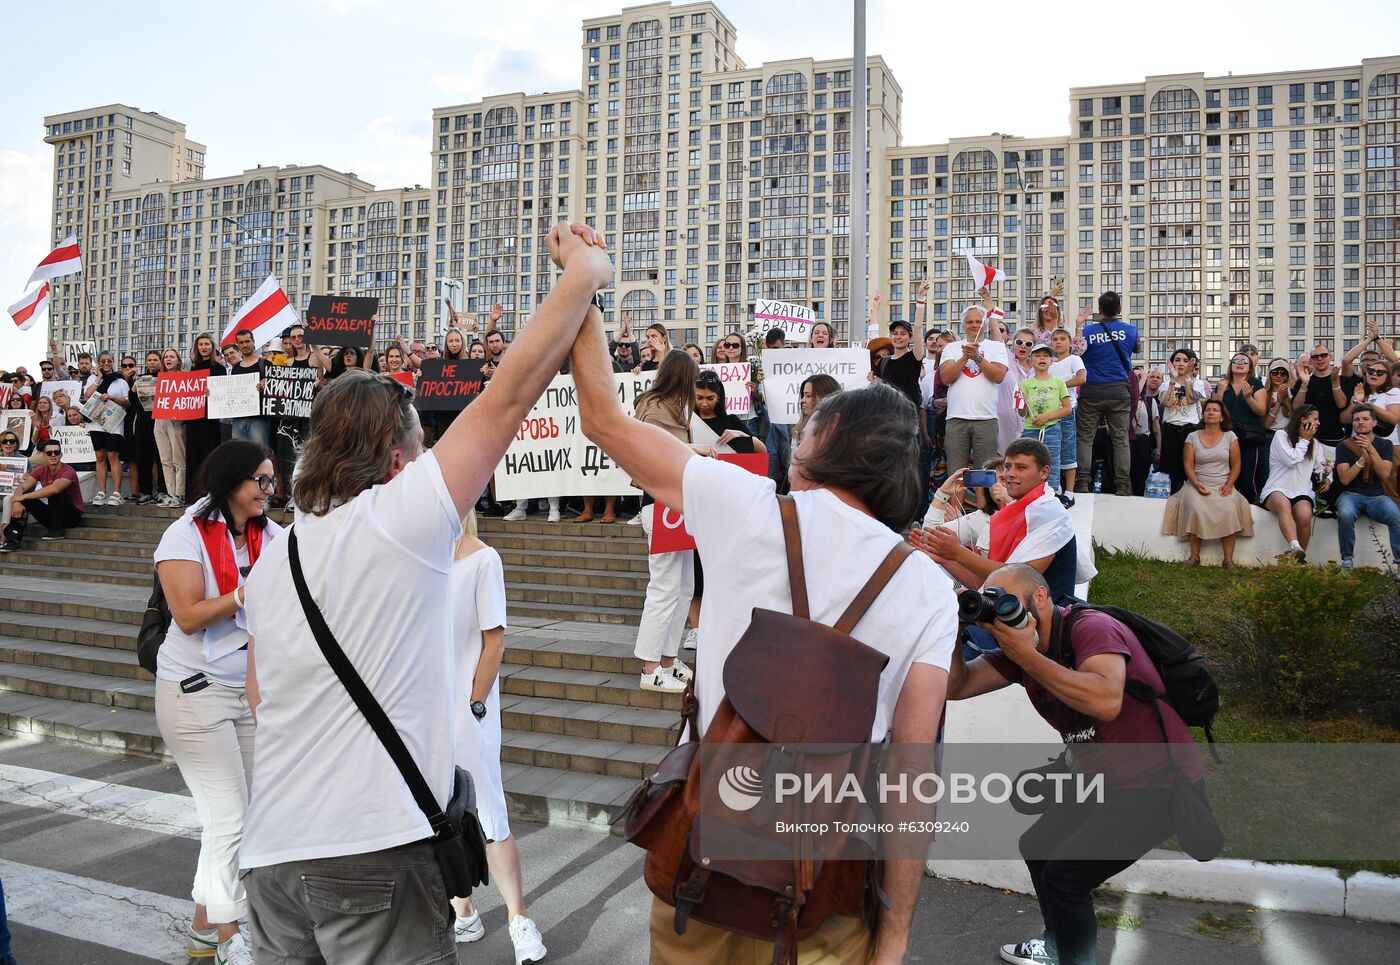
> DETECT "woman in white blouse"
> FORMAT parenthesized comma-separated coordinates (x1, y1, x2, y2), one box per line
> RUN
(1260, 405, 1321, 561)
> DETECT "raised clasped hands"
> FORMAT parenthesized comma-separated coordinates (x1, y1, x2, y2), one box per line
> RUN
(546, 221, 613, 291)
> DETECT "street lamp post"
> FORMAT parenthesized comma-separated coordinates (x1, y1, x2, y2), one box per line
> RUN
(1012, 152, 1029, 330)
(851, 0, 868, 345)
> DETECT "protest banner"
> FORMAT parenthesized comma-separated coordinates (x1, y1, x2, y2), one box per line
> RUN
(261, 365, 317, 420)
(2, 411, 32, 450)
(304, 295, 377, 349)
(80, 394, 125, 433)
(206, 373, 262, 419)
(649, 453, 768, 553)
(493, 371, 656, 502)
(760, 348, 869, 424)
(414, 359, 484, 411)
(54, 425, 95, 463)
(0, 456, 29, 496)
(63, 341, 97, 369)
(40, 379, 81, 405)
(153, 371, 209, 420)
(698, 362, 752, 419)
(754, 299, 815, 343)
(131, 375, 157, 409)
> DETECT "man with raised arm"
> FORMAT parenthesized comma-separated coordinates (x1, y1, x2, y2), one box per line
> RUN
(567, 290, 957, 964)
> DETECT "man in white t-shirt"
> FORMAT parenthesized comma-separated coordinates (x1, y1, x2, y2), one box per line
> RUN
(240, 222, 613, 965)
(939, 298, 1009, 475)
(568, 304, 957, 964)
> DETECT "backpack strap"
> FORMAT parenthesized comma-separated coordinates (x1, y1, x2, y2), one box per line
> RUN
(833, 541, 915, 635)
(777, 495, 810, 619)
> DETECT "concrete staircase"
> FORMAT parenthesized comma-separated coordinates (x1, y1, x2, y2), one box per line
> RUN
(0, 505, 674, 829)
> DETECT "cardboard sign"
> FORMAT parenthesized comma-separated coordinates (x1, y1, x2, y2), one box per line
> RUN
(0, 456, 29, 496)
(760, 348, 870, 424)
(54, 425, 96, 463)
(754, 299, 815, 343)
(648, 453, 769, 553)
(207, 372, 262, 419)
(80, 394, 125, 433)
(63, 341, 97, 369)
(40, 380, 81, 405)
(2, 411, 32, 450)
(493, 372, 656, 501)
(305, 295, 378, 349)
(153, 371, 209, 420)
(261, 365, 317, 420)
(698, 362, 752, 419)
(415, 359, 483, 411)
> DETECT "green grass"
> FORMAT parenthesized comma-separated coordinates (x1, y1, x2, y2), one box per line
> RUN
(1095, 910, 1143, 932)
(1090, 548, 1400, 744)
(1194, 911, 1261, 945)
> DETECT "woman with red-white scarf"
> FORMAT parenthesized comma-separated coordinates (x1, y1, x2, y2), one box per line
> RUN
(155, 440, 282, 965)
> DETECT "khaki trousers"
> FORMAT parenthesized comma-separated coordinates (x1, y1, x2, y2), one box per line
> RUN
(648, 896, 873, 964)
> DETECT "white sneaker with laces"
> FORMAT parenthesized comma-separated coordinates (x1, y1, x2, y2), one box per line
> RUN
(215, 931, 253, 965)
(999, 937, 1056, 965)
(667, 658, 694, 683)
(508, 914, 547, 963)
(641, 669, 686, 692)
(454, 909, 485, 943)
(505, 506, 528, 522)
(682, 628, 698, 650)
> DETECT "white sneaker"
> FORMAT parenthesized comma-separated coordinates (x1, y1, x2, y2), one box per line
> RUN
(548, 508, 562, 523)
(505, 507, 528, 522)
(667, 658, 694, 683)
(508, 914, 547, 963)
(641, 669, 685, 692)
(108, 492, 125, 506)
(90, 492, 108, 506)
(627, 512, 644, 526)
(215, 931, 253, 965)
(186, 923, 219, 958)
(454, 909, 485, 943)
(682, 628, 698, 650)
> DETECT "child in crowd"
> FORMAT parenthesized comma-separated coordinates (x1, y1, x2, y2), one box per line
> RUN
(1049, 328, 1086, 495)
(1019, 344, 1074, 495)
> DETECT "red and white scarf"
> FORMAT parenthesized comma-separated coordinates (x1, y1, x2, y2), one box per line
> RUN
(195, 515, 264, 595)
(988, 482, 1072, 567)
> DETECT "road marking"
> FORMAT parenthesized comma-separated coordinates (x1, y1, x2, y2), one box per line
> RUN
(0, 762, 198, 839)
(0, 858, 188, 961)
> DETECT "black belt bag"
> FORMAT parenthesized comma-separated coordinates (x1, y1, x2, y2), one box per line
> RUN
(288, 528, 489, 898)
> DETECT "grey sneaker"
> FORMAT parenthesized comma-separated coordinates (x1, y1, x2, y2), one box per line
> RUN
(1000, 937, 1056, 964)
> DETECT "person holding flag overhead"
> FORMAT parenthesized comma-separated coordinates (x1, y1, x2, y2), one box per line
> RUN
(219, 275, 299, 351)
(938, 248, 1009, 474)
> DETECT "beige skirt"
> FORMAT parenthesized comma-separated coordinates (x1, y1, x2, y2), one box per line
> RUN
(1162, 485, 1254, 540)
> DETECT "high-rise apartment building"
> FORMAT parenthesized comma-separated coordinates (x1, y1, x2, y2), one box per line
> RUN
(41, 106, 431, 355)
(885, 57, 1400, 374)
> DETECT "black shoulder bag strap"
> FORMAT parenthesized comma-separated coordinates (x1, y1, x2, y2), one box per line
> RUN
(287, 527, 450, 838)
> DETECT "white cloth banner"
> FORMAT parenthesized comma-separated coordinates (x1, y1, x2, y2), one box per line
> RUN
(698, 362, 751, 419)
(206, 373, 262, 419)
(760, 348, 870, 425)
(54, 426, 95, 463)
(754, 299, 815, 343)
(493, 372, 656, 501)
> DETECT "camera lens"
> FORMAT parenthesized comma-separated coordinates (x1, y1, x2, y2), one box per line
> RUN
(992, 591, 1032, 631)
(956, 588, 996, 625)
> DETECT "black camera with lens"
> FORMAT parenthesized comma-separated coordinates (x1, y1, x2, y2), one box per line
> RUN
(956, 587, 1032, 630)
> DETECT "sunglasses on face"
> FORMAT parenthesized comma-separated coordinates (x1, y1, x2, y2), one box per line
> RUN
(248, 475, 276, 491)
(44, 449, 61, 456)
(1311, 353, 1331, 359)
(1367, 368, 1388, 377)
(1, 439, 17, 446)
(723, 341, 743, 349)
(1014, 339, 1035, 347)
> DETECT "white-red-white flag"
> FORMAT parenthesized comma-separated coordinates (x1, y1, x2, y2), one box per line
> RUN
(8, 283, 50, 332)
(27, 235, 82, 286)
(964, 248, 1006, 289)
(221, 275, 297, 348)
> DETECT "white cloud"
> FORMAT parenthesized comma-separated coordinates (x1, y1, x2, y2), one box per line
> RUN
(431, 46, 576, 105)
(345, 115, 432, 190)
(294, 0, 381, 14)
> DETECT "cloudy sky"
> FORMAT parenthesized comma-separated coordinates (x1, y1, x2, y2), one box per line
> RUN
(2, 0, 1396, 366)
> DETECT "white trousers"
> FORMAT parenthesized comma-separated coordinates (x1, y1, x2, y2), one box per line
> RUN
(155, 678, 254, 923)
(635, 506, 695, 663)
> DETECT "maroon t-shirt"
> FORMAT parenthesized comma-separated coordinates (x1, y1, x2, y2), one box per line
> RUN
(987, 607, 1204, 789)
(34, 462, 83, 514)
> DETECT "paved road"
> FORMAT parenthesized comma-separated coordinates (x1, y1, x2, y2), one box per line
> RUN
(0, 739, 1394, 964)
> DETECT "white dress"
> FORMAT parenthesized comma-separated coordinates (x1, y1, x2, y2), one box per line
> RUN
(451, 545, 510, 842)
(1259, 431, 1321, 503)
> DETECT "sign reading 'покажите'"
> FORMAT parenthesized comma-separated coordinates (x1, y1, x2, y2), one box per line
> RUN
(304, 296, 378, 349)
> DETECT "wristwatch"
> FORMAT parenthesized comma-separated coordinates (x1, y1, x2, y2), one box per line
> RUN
(592, 291, 607, 313)
(471, 700, 488, 721)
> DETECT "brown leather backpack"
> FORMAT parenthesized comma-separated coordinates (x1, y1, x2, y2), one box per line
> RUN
(617, 494, 914, 964)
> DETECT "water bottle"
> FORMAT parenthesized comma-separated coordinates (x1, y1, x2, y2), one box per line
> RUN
(1092, 466, 1104, 493)
(1145, 471, 1170, 499)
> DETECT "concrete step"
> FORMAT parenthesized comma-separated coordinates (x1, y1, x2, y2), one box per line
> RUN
(0, 659, 155, 712)
(504, 628, 650, 675)
(499, 727, 668, 781)
(0, 637, 143, 679)
(0, 590, 146, 628)
(0, 611, 137, 651)
(8, 535, 156, 558)
(0, 561, 150, 586)
(0, 689, 164, 757)
(496, 547, 650, 574)
(500, 662, 683, 713)
(500, 693, 681, 747)
(507, 581, 646, 610)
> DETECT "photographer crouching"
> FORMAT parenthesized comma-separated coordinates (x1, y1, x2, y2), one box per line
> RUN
(947, 563, 1216, 965)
